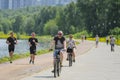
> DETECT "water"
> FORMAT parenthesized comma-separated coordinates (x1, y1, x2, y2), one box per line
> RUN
(0, 39, 50, 58)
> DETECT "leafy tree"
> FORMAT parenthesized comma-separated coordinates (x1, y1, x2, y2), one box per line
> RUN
(44, 19, 58, 35)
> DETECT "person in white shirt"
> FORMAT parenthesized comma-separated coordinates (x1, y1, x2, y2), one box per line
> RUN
(67, 34, 76, 62)
(95, 35, 99, 48)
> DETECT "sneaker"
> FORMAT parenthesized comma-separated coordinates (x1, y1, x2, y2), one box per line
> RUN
(60, 64, 63, 67)
(10, 61, 12, 64)
(32, 61, 34, 64)
(29, 60, 32, 64)
(51, 70, 54, 73)
(73, 59, 75, 62)
(66, 58, 68, 61)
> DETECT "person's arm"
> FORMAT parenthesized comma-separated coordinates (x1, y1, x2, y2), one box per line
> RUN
(50, 40, 55, 50)
(74, 40, 77, 48)
(35, 39, 38, 45)
(6, 38, 11, 45)
(63, 40, 67, 50)
(15, 38, 18, 44)
(28, 38, 31, 47)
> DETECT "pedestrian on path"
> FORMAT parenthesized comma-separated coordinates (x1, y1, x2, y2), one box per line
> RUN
(28, 32, 38, 64)
(106, 36, 109, 45)
(95, 35, 99, 48)
(110, 36, 115, 52)
(6, 32, 17, 63)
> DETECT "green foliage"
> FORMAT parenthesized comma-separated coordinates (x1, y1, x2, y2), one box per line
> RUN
(44, 19, 58, 35)
(0, 0, 119, 37)
(73, 30, 91, 39)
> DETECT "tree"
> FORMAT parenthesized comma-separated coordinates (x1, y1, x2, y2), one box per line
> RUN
(44, 19, 58, 35)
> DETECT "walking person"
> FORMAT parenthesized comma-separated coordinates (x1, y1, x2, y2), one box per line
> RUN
(110, 36, 115, 52)
(95, 35, 99, 48)
(6, 32, 17, 63)
(106, 36, 109, 45)
(28, 32, 38, 64)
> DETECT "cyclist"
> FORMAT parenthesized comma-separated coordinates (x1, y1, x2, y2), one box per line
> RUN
(110, 36, 115, 52)
(28, 32, 38, 64)
(50, 31, 66, 72)
(66, 34, 76, 62)
(6, 32, 17, 63)
(95, 35, 99, 48)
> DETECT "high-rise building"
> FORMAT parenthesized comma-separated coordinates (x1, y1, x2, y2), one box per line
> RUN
(0, 0, 75, 9)
(8, 0, 12, 9)
(0, 0, 9, 9)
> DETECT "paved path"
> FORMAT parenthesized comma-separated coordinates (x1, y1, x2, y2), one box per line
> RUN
(0, 40, 94, 80)
(21, 42, 120, 80)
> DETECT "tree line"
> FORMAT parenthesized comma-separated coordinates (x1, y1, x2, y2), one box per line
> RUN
(0, 0, 119, 37)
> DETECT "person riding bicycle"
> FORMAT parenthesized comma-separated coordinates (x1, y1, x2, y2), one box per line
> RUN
(66, 34, 76, 62)
(50, 31, 66, 72)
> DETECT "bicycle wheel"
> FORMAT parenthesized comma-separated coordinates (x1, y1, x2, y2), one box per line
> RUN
(69, 53, 72, 67)
(54, 61, 57, 78)
(57, 60, 61, 76)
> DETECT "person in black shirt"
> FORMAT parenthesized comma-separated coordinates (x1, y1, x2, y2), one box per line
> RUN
(28, 32, 38, 64)
(6, 32, 17, 63)
(50, 31, 66, 71)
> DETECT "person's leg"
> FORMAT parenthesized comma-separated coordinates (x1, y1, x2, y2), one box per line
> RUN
(72, 49, 75, 61)
(60, 52, 63, 66)
(32, 54, 35, 64)
(9, 51, 13, 63)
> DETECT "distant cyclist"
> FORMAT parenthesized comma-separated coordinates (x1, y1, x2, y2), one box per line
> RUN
(95, 35, 99, 48)
(67, 34, 76, 62)
(110, 36, 115, 52)
(50, 31, 66, 72)
(28, 32, 38, 64)
(6, 32, 17, 63)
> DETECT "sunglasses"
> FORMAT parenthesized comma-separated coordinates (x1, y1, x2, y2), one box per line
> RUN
(58, 33, 62, 35)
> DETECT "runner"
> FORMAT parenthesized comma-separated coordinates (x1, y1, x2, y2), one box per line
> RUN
(28, 32, 38, 64)
(6, 32, 17, 63)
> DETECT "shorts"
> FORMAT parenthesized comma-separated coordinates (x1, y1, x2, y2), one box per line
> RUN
(30, 46, 36, 54)
(67, 48, 73, 53)
(53, 49, 62, 58)
(96, 41, 99, 45)
(8, 45, 15, 52)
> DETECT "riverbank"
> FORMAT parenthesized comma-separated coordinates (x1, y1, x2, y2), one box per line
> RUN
(0, 49, 50, 63)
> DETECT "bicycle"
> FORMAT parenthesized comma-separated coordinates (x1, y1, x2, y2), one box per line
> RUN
(67, 48, 73, 67)
(53, 50, 62, 78)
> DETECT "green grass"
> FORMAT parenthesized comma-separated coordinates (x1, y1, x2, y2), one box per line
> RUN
(0, 49, 50, 64)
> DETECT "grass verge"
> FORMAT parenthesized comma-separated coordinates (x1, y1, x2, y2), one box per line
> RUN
(0, 49, 50, 64)
(87, 37, 120, 45)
